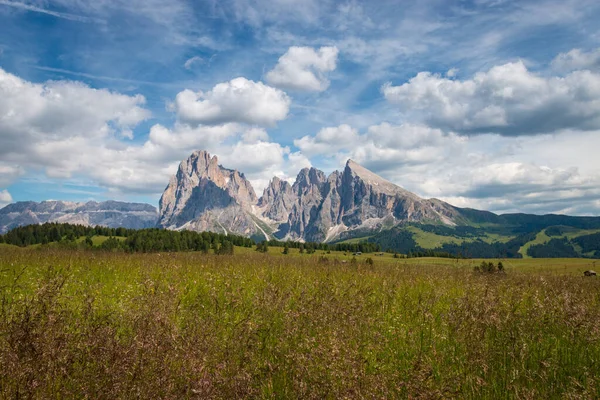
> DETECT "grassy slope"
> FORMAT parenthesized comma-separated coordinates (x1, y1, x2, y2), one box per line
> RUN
(517, 228, 600, 258)
(1, 248, 599, 398)
(518, 229, 551, 258)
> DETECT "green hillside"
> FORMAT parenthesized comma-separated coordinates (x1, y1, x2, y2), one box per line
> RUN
(337, 216, 600, 259)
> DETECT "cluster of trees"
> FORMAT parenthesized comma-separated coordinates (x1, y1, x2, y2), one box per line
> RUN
(0, 223, 136, 247)
(405, 250, 465, 259)
(572, 232, 600, 254)
(121, 229, 248, 253)
(368, 228, 417, 254)
(0, 223, 251, 255)
(474, 261, 504, 273)
(257, 239, 382, 254)
(527, 239, 579, 258)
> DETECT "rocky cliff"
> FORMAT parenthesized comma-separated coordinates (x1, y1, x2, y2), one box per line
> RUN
(157, 150, 266, 238)
(158, 150, 461, 242)
(0, 200, 158, 234)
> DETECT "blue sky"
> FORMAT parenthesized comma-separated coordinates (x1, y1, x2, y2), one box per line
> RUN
(1, 0, 600, 215)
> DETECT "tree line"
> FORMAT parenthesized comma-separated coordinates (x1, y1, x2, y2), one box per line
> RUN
(0, 223, 253, 254)
(258, 239, 382, 254)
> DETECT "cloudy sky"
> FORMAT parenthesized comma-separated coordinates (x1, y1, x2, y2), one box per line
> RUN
(1, 0, 600, 215)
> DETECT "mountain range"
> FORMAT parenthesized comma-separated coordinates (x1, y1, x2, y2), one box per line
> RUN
(158, 150, 464, 242)
(0, 201, 158, 234)
(3, 150, 600, 258)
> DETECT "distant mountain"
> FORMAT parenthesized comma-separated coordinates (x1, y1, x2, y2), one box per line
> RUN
(156, 150, 600, 258)
(0, 200, 158, 234)
(159, 150, 463, 242)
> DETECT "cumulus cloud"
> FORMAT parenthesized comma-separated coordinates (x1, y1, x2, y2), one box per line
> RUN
(241, 128, 270, 143)
(173, 77, 290, 127)
(0, 189, 12, 208)
(0, 67, 150, 159)
(266, 46, 339, 92)
(552, 48, 600, 72)
(294, 124, 359, 156)
(295, 123, 464, 168)
(383, 61, 600, 135)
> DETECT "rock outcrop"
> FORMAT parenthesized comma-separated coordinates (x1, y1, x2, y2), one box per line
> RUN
(158, 150, 265, 238)
(0, 200, 158, 234)
(259, 159, 460, 242)
(157, 150, 461, 242)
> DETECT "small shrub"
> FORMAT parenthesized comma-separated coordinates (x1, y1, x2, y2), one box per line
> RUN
(365, 257, 374, 266)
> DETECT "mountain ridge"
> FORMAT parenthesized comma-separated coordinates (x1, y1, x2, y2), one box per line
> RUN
(0, 200, 158, 234)
(157, 150, 463, 242)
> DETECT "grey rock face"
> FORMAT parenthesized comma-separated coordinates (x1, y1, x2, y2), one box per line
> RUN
(0, 200, 158, 234)
(258, 177, 295, 222)
(265, 159, 459, 242)
(158, 150, 262, 237)
(158, 150, 461, 242)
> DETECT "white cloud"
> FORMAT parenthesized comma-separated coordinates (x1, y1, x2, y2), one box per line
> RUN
(241, 127, 269, 143)
(446, 68, 458, 78)
(0, 165, 24, 186)
(294, 124, 359, 156)
(383, 61, 600, 135)
(0, 67, 150, 161)
(0, 189, 12, 208)
(295, 123, 464, 167)
(552, 47, 600, 72)
(173, 77, 290, 127)
(266, 46, 339, 92)
(184, 56, 204, 70)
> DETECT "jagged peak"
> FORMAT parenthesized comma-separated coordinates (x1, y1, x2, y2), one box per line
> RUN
(346, 158, 359, 167)
(343, 158, 421, 199)
(296, 166, 326, 181)
(191, 149, 213, 159)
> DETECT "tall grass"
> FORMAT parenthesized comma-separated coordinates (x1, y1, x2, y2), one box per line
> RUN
(1, 248, 599, 398)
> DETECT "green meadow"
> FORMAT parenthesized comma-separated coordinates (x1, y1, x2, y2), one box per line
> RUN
(1, 246, 599, 398)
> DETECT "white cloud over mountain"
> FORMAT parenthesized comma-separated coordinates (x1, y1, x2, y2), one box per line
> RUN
(0, 67, 300, 197)
(266, 46, 339, 92)
(172, 77, 291, 127)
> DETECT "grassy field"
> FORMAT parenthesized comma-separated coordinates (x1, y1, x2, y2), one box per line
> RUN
(1, 247, 599, 398)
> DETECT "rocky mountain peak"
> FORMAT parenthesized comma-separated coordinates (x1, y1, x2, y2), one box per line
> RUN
(157, 149, 461, 242)
(293, 167, 327, 194)
(158, 150, 259, 236)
